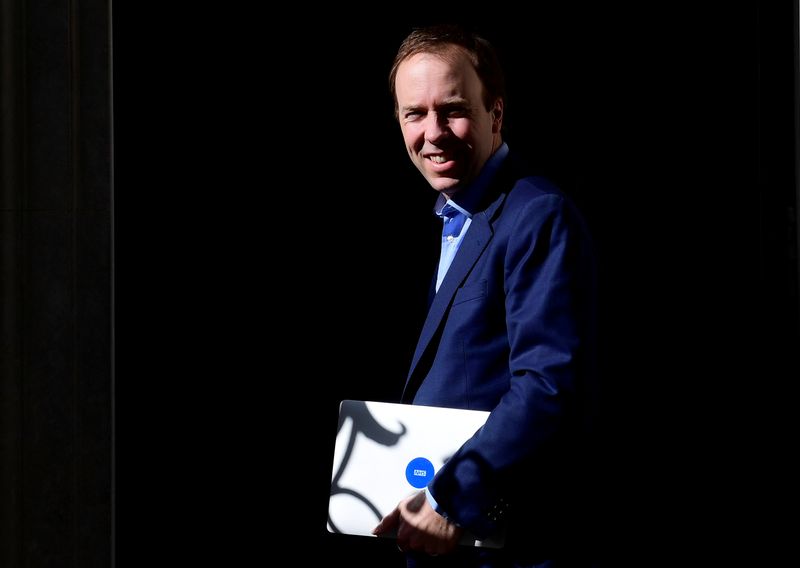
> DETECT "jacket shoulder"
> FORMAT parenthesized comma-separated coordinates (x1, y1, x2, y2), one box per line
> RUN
(507, 175, 563, 203)
(499, 174, 591, 241)
(496, 152, 562, 200)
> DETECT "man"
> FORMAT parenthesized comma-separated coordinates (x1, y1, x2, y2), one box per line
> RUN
(372, 25, 598, 567)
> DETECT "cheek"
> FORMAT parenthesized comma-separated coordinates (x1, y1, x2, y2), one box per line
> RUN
(449, 121, 474, 143)
(401, 126, 423, 152)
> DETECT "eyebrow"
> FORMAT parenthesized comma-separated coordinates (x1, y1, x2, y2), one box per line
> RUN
(439, 97, 469, 107)
(400, 98, 470, 114)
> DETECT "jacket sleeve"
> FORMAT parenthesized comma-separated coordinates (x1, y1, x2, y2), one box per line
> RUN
(428, 192, 596, 538)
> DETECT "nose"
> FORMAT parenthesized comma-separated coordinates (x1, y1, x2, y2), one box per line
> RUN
(424, 112, 450, 145)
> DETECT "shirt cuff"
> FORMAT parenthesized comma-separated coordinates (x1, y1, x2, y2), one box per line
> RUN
(424, 486, 440, 512)
(425, 486, 460, 527)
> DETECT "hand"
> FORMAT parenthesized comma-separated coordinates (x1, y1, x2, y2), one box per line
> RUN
(373, 490, 463, 556)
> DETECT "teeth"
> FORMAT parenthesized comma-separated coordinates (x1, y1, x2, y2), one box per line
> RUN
(429, 156, 447, 164)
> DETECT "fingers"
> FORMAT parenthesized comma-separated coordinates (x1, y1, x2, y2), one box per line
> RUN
(393, 490, 462, 556)
(396, 518, 410, 551)
(372, 506, 401, 535)
(397, 529, 456, 556)
(396, 518, 424, 553)
(381, 491, 460, 556)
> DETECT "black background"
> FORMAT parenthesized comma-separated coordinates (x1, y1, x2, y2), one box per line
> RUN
(114, 4, 797, 565)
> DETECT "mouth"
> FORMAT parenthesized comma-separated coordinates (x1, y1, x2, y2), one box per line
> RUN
(424, 153, 455, 166)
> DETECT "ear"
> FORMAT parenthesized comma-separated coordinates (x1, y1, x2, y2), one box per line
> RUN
(491, 99, 504, 133)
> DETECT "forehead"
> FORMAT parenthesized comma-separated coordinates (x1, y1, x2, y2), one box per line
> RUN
(395, 51, 482, 102)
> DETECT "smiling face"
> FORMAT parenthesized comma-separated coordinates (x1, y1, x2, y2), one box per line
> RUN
(395, 50, 503, 197)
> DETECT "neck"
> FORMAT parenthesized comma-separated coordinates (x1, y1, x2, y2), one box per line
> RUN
(491, 134, 503, 155)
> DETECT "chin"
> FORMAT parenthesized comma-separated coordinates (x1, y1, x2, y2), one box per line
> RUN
(427, 177, 461, 193)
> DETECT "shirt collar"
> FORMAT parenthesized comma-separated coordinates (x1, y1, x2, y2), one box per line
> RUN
(433, 142, 509, 218)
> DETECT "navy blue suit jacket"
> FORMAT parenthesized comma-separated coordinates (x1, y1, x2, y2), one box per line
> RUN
(402, 155, 598, 562)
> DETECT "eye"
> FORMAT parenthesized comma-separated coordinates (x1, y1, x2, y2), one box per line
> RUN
(445, 106, 468, 118)
(404, 110, 423, 122)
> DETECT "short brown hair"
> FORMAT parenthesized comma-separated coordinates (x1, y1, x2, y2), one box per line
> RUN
(389, 24, 506, 117)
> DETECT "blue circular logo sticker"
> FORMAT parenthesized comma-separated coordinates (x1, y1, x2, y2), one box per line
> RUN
(405, 457, 435, 488)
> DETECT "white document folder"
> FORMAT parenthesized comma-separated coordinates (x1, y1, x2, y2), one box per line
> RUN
(327, 400, 504, 548)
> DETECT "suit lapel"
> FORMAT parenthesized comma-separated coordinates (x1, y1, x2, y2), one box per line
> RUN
(403, 190, 508, 398)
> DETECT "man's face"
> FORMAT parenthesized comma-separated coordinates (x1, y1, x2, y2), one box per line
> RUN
(395, 50, 502, 196)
